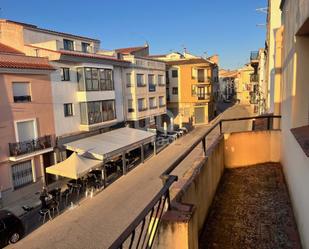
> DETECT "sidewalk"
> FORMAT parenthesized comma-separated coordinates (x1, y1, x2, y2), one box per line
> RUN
(12, 104, 254, 249)
(1, 178, 68, 217)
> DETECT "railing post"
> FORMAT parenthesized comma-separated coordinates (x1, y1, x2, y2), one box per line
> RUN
(202, 136, 206, 157)
(267, 117, 271, 130)
(219, 121, 223, 134)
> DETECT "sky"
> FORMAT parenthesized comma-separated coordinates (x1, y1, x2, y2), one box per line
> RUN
(1, 0, 267, 69)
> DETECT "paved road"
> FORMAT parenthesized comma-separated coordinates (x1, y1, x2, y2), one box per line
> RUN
(11, 104, 254, 249)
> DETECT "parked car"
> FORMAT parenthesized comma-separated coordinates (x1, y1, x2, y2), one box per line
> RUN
(0, 210, 24, 248)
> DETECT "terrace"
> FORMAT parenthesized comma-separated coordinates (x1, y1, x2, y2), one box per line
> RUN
(11, 110, 301, 249)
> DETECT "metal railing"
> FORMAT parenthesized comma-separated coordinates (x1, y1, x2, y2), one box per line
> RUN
(109, 175, 178, 249)
(9, 135, 53, 157)
(110, 115, 281, 249)
(148, 84, 156, 92)
(250, 51, 259, 61)
(250, 74, 259, 82)
(161, 115, 281, 180)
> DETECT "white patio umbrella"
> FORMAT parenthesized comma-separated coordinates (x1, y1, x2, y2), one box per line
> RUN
(46, 152, 102, 180)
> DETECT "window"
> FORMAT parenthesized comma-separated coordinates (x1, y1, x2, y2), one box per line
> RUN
(99, 69, 113, 90)
(172, 87, 178, 95)
(126, 73, 132, 87)
(172, 70, 178, 78)
(137, 74, 145, 87)
(148, 74, 155, 85)
(159, 96, 166, 107)
(12, 82, 31, 102)
(16, 120, 36, 142)
(78, 67, 114, 91)
(128, 99, 134, 113)
(198, 69, 205, 83)
(166, 71, 170, 84)
(148, 74, 156, 92)
(149, 97, 157, 109)
(158, 75, 164, 86)
(138, 98, 147, 111)
(63, 39, 74, 51)
(81, 42, 91, 53)
(80, 100, 116, 125)
(64, 103, 74, 117)
(61, 68, 70, 81)
(12, 160, 33, 189)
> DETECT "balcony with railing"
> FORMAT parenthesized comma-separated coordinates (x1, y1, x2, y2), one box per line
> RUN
(250, 73, 259, 82)
(148, 84, 156, 92)
(250, 51, 259, 62)
(197, 93, 211, 101)
(9, 135, 53, 161)
(110, 115, 301, 249)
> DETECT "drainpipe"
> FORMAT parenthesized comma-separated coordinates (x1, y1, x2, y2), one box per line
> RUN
(119, 66, 128, 125)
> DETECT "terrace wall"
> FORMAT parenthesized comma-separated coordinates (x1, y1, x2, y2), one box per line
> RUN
(155, 130, 281, 249)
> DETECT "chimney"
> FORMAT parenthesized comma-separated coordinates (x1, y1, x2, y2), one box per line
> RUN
(207, 55, 219, 65)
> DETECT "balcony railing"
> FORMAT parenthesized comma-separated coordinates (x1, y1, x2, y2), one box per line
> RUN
(250, 74, 259, 82)
(138, 107, 148, 112)
(13, 95, 31, 103)
(197, 94, 211, 101)
(150, 105, 157, 110)
(110, 115, 281, 249)
(250, 51, 259, 61)
(9, 135, 53, 157)
(148, 84, 156, 92)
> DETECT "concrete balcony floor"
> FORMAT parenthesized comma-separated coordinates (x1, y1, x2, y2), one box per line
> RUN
(199, 163, 301, 249)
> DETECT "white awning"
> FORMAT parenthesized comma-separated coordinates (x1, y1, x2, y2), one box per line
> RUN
(46, 153, 102, 179)
(64, 127, 156, 160)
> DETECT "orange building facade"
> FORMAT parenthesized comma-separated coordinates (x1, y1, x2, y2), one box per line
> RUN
(166, 58, 217, 125)
(0, 43, 55, 197)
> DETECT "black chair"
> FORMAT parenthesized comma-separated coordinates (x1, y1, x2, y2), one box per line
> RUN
(48, 200, 59, 217)
(38, 209, 52, 224)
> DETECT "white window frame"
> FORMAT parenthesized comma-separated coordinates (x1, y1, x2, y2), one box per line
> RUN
(14, 118, 38, 142)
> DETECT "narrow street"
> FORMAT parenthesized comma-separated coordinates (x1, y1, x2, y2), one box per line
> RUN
(13, 104, 254, 249)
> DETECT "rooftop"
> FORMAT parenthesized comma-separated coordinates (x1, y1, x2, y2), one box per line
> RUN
(0, 43, 54, 70)
(1, 19, 100, 42)
(115, 45, 148, 55)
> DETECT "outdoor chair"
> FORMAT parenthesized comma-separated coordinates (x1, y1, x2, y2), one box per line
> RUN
(48, 200, 59, 217)
(38, 208, 52, 224)
(61, 189, 71, 206)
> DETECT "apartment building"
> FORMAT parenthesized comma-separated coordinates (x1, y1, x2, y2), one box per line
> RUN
(0, 19, 130, 159)
(113, 45, 167, 129)
(236, 64, 254, 104)
(265, 0, 282, 113)
(0, 43, 55, 193)
(218, 69, 238, 101)
(152, 52, 218, 125)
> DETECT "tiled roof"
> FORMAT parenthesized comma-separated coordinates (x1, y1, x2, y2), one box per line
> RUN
(0, 53, 55, 70)
(0, 43, 24, 55)
(166, 58, 212, 66)
(115, 46, 146, 54)
(147, 54, 167, 58)
(59, 50, 129, 63)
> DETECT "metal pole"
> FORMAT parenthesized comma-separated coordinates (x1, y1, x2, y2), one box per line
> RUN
(267, 117, 271, 130)
(122, 152, 127, 175)
(103, 163, 107, 188)
(202, 137, 206, 157)
(153, 141, 157, 155)
(141, 144, 144, 163)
